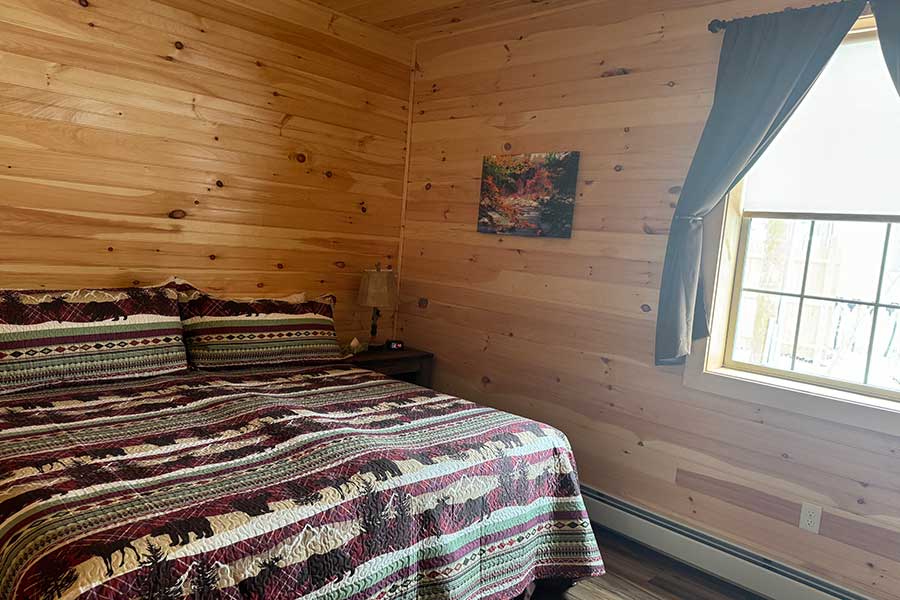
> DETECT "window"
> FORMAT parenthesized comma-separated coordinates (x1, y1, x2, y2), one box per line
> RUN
(724, 22, 900, 400)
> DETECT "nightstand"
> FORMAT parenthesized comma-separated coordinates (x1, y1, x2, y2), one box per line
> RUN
(349, 348, 434, 387)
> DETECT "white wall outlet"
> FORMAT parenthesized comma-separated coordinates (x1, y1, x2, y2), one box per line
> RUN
(799, 503, 822, 534)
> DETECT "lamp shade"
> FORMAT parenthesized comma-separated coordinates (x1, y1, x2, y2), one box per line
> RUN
(357, 269, 396, 307)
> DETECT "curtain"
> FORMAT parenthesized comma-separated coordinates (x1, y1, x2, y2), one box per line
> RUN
(654, 0, 867, 366)
(872, 0, 900, 93)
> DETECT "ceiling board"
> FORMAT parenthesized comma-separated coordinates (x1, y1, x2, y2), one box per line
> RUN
(311, 0, 590, 40)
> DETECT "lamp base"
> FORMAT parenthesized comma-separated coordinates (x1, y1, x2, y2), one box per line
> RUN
(369, 307, 381, 342)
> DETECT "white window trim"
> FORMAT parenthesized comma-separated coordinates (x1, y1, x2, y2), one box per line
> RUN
(682, 187, 900, 437)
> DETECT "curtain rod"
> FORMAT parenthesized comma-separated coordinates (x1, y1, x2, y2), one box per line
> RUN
(707, 19, 727, 33)
(707, 1, 870, 33)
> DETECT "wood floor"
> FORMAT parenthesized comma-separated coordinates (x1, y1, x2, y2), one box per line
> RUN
(568, 528, 766, 600)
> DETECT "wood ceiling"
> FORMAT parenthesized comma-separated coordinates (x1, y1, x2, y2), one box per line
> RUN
(310, 0, 589, 40)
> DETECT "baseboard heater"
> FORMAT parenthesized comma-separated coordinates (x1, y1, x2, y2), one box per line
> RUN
(580, 486, 873, 600)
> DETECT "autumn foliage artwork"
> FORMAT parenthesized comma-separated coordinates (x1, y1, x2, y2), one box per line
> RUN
(477, 151, 580, 238)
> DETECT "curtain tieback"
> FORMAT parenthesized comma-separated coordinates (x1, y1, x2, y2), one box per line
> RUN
(674, 215, 703, 224)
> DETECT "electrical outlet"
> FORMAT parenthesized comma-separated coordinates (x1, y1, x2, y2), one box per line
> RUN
(800, 503, 822, 533)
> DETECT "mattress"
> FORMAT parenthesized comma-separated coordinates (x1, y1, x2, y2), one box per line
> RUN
(0, 364, 603, 599)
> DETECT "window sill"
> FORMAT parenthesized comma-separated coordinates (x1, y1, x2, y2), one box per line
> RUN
(684, 351, 900, 436)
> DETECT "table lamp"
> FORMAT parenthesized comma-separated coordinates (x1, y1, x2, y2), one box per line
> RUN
(358, 264, 397, 346)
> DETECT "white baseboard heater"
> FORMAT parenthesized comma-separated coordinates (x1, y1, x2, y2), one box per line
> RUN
(580, 486, 873, 600)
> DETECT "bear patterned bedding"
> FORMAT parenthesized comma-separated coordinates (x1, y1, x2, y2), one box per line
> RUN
(0, 364, 604, 599)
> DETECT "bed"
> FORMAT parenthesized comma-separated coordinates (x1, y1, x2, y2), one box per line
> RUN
(0, 363, 603, 599)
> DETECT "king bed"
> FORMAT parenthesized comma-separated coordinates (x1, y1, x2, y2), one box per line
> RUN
(0, 281, 602, 599)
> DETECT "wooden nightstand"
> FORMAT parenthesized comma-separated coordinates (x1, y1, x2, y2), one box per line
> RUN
(349, 348, 434, 387)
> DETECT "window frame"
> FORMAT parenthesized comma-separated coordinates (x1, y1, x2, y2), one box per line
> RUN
(723, 213, 900, 403)
(681, 190, 900, 437)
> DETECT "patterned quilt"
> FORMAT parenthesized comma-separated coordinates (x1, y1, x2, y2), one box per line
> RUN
(0, 364, 604, 600)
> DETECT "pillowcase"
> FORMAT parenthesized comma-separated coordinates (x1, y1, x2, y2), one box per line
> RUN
(0, 285, 188, 394)
(178, 292, 345, 369)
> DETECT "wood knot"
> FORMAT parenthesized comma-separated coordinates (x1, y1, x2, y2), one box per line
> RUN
(174, 41, 184, 50)
(334, 261, 345, 269)
(215, 180, 224, 187)
(324, 170, 333, 178)
(601, 67, 631, 78)
(360, 206, 367, 213)
(481, 375, 491, 385)
(208, 254, 216, 260)
(424, 183, 432, 191)
(417, 297, 429, 309)
(614, 164, 624, 172)
(78, 0, 89, 6)
(296, 153, 306, 163)
(503, 142, 512, 151)
(107, 247, 114, 252)
(276, 263, 284, 269)
(256, 282, 264, 288)
(168, 209, 187, 219)
(640, 304, 652, 313)
(668, 185, 683, 195)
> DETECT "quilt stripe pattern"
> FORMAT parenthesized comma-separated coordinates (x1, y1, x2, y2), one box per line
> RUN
(0, 365, 603, 599)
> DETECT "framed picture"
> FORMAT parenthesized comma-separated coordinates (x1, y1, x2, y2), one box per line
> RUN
(477, 151, 580, 238)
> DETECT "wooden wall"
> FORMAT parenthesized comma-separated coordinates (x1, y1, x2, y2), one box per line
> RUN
(0, 0, 413, 342)
(397, 1, 900, 598)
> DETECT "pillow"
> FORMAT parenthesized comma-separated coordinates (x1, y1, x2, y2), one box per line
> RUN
(0, 285, 188, 394)
(179, 293, 345, 368)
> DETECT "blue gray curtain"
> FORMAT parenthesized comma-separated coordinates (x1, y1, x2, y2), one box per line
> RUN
(872, 0, 900, 93)
(654, 0, 867, 366)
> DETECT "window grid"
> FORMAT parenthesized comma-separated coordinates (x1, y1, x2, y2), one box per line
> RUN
(727, 216, 900, 397)
(789, 220, 815, 372)
(863, 225, 893, 384)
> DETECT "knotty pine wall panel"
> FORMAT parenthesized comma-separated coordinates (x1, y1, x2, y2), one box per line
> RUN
(0, 0, 413, 342)
(397, 1, 900, 597)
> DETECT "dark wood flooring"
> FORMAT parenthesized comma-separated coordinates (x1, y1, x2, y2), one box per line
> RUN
(568, 527, 767, 600)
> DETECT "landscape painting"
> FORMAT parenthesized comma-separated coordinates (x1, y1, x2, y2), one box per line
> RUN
(477, 151, 580, 238)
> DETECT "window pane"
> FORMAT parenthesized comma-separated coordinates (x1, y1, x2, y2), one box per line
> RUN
(794, 299, 873, 383)
(740, 218, 810, 294)
(731, 291, 799, 370)
(868, 307, 900, 391)
(879, 227, 900, 307)
(804, 221, 885, 303)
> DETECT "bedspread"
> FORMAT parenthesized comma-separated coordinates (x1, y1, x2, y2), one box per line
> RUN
(0, 364, 603, 599)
